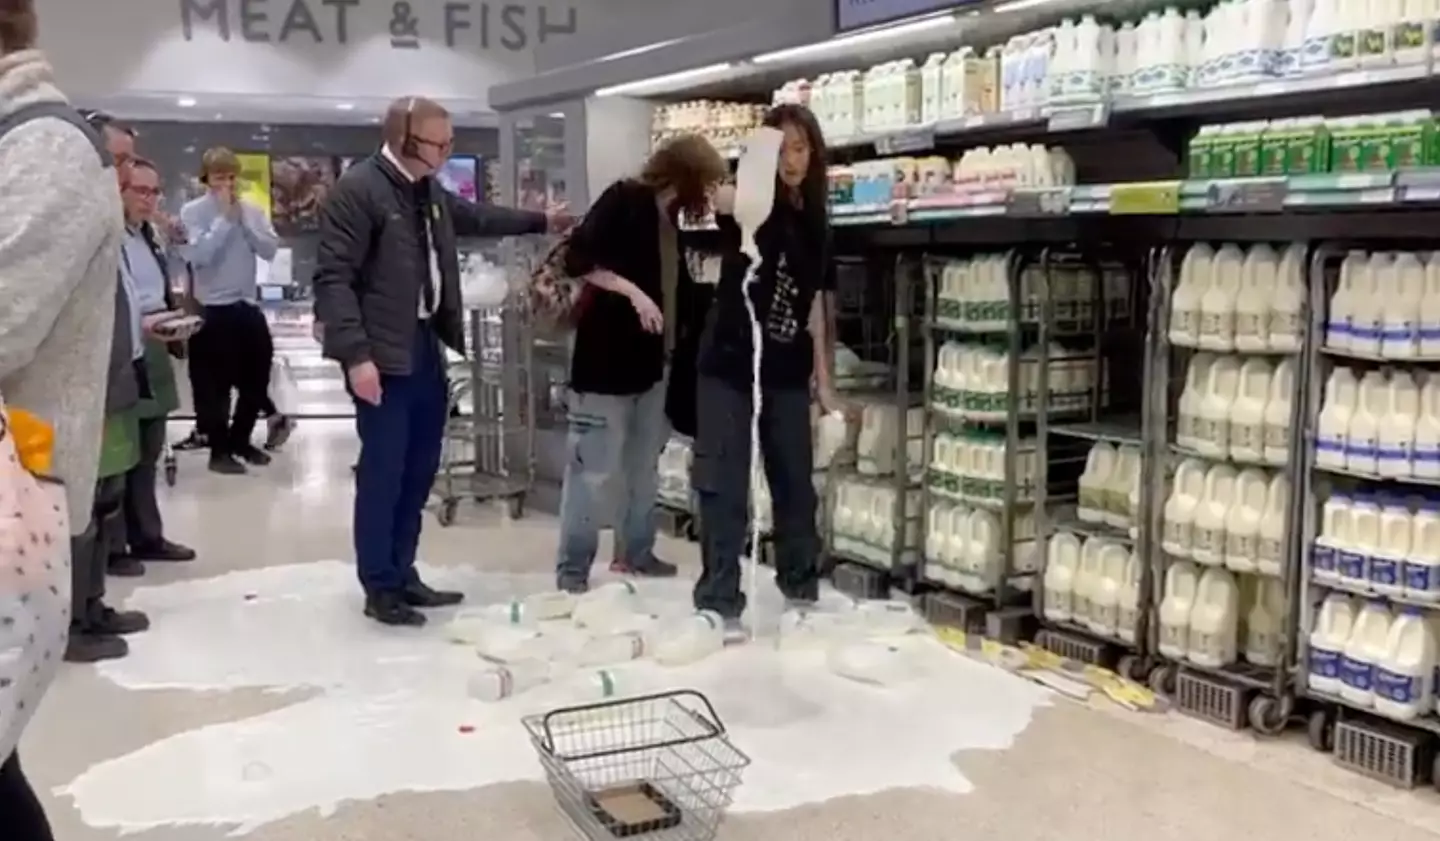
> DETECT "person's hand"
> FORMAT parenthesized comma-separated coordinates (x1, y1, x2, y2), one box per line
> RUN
(628, 287, 663, 334)
(817, 387, 849, 418)
(545, 201, 575, 233)
(348, 361, 382, 406)
(711, 184, 736, 215)
(141, 311, 174, 337)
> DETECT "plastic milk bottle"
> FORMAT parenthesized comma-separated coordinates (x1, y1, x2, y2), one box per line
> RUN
(1375, 606, 1437, 720)
(1313, 493, 1351, 585)
(1228, 358, 1272, 462)
(1268, 243, 1306, 353)
(1170, 243, 1214, 347)
(1198, 355, 1242, 458)
(1044, 532, 1082, 622)
(1159, 560, 1201, 658)
(1224, 468, 1268, 574)
(1187, 567, 1240, 667)
(1371, 495, 1413, 597)
(1163, 458, 1208, 558)
(1177, 353, 1216, 450)
(1200, 244, 1244, 351)
(1234, 244, 1277, 352)
(1192, 464, 1238, 566)
(1421, 251, 1440, 356)
(1245, 577, 1284, 667)
(1343, 493, 1380, 586)
(1341, 600, 1393, 708)
(1257, 473, 1289, 577)
(1378, 370, 1419, 478)
(1382, 251, 1425, 358)
(1308, 593, 1356, 695)
(1262, 358, 1295, 466)
(1345, 370, 1388, 474)
(1405, 499, 1440, 601)
(1316, 367, 1358, 470)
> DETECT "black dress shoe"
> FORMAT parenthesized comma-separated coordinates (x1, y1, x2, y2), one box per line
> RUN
(264, 414, 295, 451)
(234, 444, 272, 466)
(90, 605, 150, 636)
(402, 581, 464, 608)
(209, 453, 247, 475)
(130, 539, 196, 562)
(364, 592, 426, 626)
(108, 555, 145, 577)
(64, 631, 128, 663)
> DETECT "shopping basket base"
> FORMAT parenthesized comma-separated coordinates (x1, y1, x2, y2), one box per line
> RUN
(588, 782, 683, 837)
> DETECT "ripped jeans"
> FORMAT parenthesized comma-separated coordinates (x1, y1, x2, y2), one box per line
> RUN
(555, 377, 670, 590)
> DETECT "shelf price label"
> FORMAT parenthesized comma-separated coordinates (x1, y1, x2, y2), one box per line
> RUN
(874, 127, 937, 156)
(1108, 181, 1182, 215)
(1204, 178, 1289, 213)
(1006, 187, 1072, 217)
(1046, 103, 1109, 133)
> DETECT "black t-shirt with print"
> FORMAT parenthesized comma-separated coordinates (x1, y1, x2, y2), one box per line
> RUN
(698, 200, 835, 390)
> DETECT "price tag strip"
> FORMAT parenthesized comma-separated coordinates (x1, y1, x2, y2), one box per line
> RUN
(1204, 178, 1289, 213)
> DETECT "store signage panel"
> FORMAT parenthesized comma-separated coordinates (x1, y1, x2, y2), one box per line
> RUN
(835, 0, 982, 33)
(178, 0, 578, 52)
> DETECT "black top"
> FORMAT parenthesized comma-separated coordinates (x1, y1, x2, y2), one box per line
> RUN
(312, 153, 547, 375)
(698, 199, 835, 390)
(564, 179, 693, 396)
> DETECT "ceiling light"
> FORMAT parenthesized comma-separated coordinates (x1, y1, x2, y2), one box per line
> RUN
(335, 102, 355, 111)
(594, 37, 685, 64)
(751, 14, 958, 64)
(176, 96, 197, 107)
(547, 111, 566, 119)
(990, 0, 1063, 12)
(594, 62, 735, 97)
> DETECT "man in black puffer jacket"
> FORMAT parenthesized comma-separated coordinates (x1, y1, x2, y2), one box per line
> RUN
(313, 95, 572, 627)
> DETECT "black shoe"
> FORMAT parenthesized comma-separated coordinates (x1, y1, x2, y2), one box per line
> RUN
(208, 453, 247, 475)
(402, 581, 464, 608)
(129, 539, 196, 562)
(364, 592, 427, 626)
(107, 555, 146, 577)
(264, 414, 295, 451)
(91, 605, 150, 636)
(64, 631, 128, 663)
(234, 444, 272, 466)
(173, 430, 207, 452)
(610, 555, 679, 578)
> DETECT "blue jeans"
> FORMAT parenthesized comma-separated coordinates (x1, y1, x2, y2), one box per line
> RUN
(352, 324, 448, 595)
(555, 378, 669, 589)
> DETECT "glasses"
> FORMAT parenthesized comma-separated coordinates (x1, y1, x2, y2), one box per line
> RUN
(125, 186, 161, 198)
(412, 135, 454, 153)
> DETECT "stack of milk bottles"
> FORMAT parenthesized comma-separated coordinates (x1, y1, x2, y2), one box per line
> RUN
(1310, 594, 1440, 721)
(1324, 250, 1440, 361)
(1312, 493, 1440, 601)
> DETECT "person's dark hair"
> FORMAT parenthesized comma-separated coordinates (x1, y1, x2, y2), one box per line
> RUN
(762, 103, 829, 237)
(638, 133, 729, 217)
(0, 0, 37, 54)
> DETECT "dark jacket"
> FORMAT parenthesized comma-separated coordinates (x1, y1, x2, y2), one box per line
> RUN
(312, 153, 548, 374)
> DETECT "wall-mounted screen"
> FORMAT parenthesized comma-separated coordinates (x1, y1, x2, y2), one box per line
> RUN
(270, 156, 338, 234)
(436, 156, 480, 201)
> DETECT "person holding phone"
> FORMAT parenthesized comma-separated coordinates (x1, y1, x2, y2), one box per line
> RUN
(113, 156, 197, 574)
(178, 147, 281, 475)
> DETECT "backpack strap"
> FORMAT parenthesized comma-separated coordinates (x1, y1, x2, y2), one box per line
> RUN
(0, 103, 111, 167)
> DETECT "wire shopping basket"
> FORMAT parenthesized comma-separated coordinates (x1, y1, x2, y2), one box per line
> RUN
(523, 690, 751, 841)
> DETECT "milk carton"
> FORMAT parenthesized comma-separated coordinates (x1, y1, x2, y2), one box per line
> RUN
(1257, 473, 1289, 577)
(1316, 368, 1358, 469)
(1345, 370, 1388, 474)
(1159, 560, 1200, 658)
(1382, 251, 1425, 358)
(1308, 593, 1356, 695)
(1229, 358, 1272, 462)
(1378, 370, 1419, 478)
(1341, 600, 1393, 708)
(1170, 243, 1214, 347)
(1313, 493, 1351, 585)
(1262, 358, 1295, 466)
(1343, 494, 1380, 586)
(1188, 567, 1240, 667)
(1405, 499, 1440, 601)
(1375, 606, 1437, 720)
(1197, 355, 1242, 458)
(1199, 244, 1243, 351)
(1162, 458, 1208, 557)
(1372, 495, 1413, 597)
(1176, 353, 1216, 450)
(1193, 464, 1238, 566)
(1234, 244, 1278, 352)
(1043, 532, 1082, 622)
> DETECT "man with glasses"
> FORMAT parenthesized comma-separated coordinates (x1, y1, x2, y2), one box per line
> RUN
(178, 147, 281, 475)
(114, 158, 197, 574)
(314, 95, 572, 626)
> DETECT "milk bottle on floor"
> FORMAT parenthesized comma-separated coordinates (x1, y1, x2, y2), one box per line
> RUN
(1308, 593, 1356, 695)
(651, 611, 726, 666)
(1375, 606, 1437, 721)
(1340, 600, 1393, 708)
(1405, 499, 1440, 602)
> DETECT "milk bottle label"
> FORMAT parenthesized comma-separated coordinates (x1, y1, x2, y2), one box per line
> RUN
(1381, 319, 1417, 346)
(1347, 433, 1378, 464)
(1378, 441, 1413, 473)
(1312, 542, 1338, 576)
(1268, 311, 1302, 343)
(1163, 519, 1192, 553)
(1230, 421, 1263, 456)
(1370, 553, 1402, 588)
(1045, 589, 1073, 617)
(1263, 420, 1288, 455)
(1234, 312, 1264, 346)
(1225, 532, 1257, 563)
(1338, 548, 1368, 581)
(1193, 524, 1223, 560)
(1196, 417, 1228, 449)
(1341, 654, 1374, 691)
(1374, 668, 1421, 703)
(1160, 622, 1187, 652)
(1416, 443, 1440, 471)
(1404, 560, 1435, 594)
(1316, 435, 1346, 463)
(1258, 537, 1283, 570)
(1310, 644, 1343, 679)
(1173, 310, 1199, 340)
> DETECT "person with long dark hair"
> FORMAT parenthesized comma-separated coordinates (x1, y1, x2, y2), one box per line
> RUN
(554, 134, 730, 593)
(692, 104, 840, 635)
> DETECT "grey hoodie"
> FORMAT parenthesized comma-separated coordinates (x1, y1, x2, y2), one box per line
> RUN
(0, 49, 124, 526)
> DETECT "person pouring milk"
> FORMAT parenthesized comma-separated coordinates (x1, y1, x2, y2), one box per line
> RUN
(692, 104, 844, 640)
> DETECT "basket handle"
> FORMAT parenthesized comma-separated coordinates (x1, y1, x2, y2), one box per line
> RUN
(539, 689, 727, 762)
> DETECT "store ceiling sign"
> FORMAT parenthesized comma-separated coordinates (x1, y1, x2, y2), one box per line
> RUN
(178, 0, 577, 51)
(835, 0, 980, 32)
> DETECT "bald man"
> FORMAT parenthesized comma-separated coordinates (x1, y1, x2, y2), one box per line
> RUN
(313, 96, 574, 627)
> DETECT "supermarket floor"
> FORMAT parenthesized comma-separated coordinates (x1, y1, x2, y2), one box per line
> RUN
(19, 420, 1440, 841)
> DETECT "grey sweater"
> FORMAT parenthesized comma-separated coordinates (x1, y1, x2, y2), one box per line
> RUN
(0, 50, 124, 529)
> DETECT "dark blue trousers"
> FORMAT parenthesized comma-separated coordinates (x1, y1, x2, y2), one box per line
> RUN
(352, 324, 448, 595)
